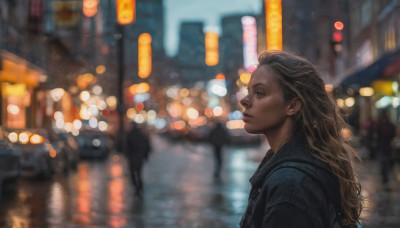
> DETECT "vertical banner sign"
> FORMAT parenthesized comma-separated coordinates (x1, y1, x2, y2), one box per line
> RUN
(83, 0, 98, 17)
(138, 33, 152, 79)
(29, 0, 43, 21)
(116, 0, 135, 25)
(205, 32, 219, 66)
(52, 1, 81, 27)
(242, 16, 258, 72)
(265, 0, 282, 50)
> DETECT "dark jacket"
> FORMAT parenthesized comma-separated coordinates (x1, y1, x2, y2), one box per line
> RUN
(126, 127, 151, 170)
(208, 123, 229, 147)
(240, 135, 345, 228)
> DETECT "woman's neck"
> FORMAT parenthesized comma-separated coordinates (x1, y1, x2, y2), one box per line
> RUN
(265, 120, 293, 153)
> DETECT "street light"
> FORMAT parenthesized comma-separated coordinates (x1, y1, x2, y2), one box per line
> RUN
(115, 0, 135, 152)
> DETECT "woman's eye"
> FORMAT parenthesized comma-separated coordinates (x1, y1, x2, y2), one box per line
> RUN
(256, 92, 264, 97)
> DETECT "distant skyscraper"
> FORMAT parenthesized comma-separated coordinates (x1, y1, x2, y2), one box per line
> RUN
(220, 15, 245, 80)
(177, 22, 205, 67)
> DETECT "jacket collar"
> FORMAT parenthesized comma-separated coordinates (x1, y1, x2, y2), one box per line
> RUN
(249, 134, 329, 187)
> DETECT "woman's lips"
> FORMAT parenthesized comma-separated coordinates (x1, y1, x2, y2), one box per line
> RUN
(242, 112, 253, 122)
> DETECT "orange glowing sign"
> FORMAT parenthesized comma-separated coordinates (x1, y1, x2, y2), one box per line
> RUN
(138, 33, 152, 78)
(215, 73, 225, 80)
(116, 0, 135, 25)
(83, 0, 98, 17)
(265, 0, 282, 50)
(205, 32, 219, 66)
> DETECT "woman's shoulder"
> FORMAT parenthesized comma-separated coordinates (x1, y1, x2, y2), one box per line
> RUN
(264, 163, 335, 207)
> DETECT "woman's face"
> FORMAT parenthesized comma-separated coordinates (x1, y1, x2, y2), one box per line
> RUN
(240, 65, 291, 135)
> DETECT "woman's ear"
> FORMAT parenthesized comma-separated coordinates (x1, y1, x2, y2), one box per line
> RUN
(287, 98, 301, 116)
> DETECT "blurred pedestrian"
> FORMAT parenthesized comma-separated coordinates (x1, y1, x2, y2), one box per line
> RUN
(375, 109, 396, 185)
(361, 116, 375, 159)
(126, 123, 151, 198)
(208, 121, 229, 178)
(239, 51, 362, 227)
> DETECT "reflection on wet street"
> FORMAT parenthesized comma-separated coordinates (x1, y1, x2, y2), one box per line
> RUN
(0, 134, 258, 228)
(1, 134, 400, 227)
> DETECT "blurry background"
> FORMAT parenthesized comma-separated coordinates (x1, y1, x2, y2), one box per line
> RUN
(0, 0, 400, 227)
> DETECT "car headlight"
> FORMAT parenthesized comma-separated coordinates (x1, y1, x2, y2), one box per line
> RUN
(30, 134, 44, 144)
(8, 132, 18, 143)
(19, 131, 31, 144)
(92, 139, 101, 147)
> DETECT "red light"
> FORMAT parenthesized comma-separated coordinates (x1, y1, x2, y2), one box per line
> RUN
(332, 31, 343, 42)
(334, 21, 344, 31)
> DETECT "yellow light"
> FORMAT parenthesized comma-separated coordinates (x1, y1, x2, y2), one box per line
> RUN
(265, 0, 282, 50)
(116, 0, 135, 25)
(325, 84, 333, 93)
(186, 108, 199, 120)
(136, 82, 150, 94)
(359, 87, 374, 96)
(205, 32, 219, 66)
(126, 108, 137, 119)
(83, 0, 98, 17)
(138, 33, 152, 78)
(30, 134, 44, 144)
(8, 132, 18, 143)
(96, 65, 106, 74)
(213, 106, 223, 116)
(179, 88, 190, 97)
(106, 96, 118, 109)
(345, 97, 355, 107)
(336, 99, 344, 108)
(19, 132, 30, 144)
(80, 91, 91, 102)
(240, 72, 251, 85)
(49, 149, 57, 158)
(215, 73, 225, 80)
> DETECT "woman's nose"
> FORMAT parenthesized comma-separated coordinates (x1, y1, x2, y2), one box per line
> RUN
(240, 95, 250, 108)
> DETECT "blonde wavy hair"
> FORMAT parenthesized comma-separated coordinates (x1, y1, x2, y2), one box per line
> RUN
(258, 51, 363, 226)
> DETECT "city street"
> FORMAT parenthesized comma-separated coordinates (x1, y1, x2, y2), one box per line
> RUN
(0, 134, 399, 228)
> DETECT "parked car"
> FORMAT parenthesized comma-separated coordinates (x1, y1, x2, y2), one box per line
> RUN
(76, 130, 110, 159)
(56, 131, 80, 170)
(5, 128, 58, 179)
(0, 128, 20, 196)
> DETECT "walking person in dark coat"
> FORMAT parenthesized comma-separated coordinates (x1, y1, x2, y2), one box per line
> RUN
(239, 51, 363, 227)
(126, 123, 151, 198)
(375, 109, 396, 184)
(208, 121, 229, 178)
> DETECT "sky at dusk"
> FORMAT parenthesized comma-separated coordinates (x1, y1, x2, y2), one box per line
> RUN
(164, 0, 263, 57)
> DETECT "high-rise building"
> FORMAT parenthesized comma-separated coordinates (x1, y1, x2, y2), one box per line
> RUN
(176, 21, 210, 84)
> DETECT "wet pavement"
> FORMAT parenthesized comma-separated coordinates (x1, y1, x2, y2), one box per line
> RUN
(0, 134, 399, 227)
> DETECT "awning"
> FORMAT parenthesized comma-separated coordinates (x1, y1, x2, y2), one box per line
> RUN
(340, 48, 400, 88)
(0, 50, 45, 87)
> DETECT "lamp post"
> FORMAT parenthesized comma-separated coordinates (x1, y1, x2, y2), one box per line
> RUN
(116, 0, 135, 152)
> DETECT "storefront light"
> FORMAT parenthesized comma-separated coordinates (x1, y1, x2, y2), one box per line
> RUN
(7, 104, 20, 115)
(213, 106, 223, 116)
(336, 99, 345, 108)
(98, 121, 108, 131)
(345, 97, 355, 107)
(89, 118, 98, 128)
(80, 91, 90, 102)
(375, 96, 392, 109)
(359, 87, 374, 96)
(73, 119, 82, 130)
(92, 85, 103, 95)
(392, 97, 399, 108)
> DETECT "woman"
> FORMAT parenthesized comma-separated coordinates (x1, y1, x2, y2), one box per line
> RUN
(239, 51, 363, 227)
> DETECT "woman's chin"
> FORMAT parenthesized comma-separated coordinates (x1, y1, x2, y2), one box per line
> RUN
(244, 126, 259, 134)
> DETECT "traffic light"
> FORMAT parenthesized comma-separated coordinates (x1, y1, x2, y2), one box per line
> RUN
(331, 21, 343, 55)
